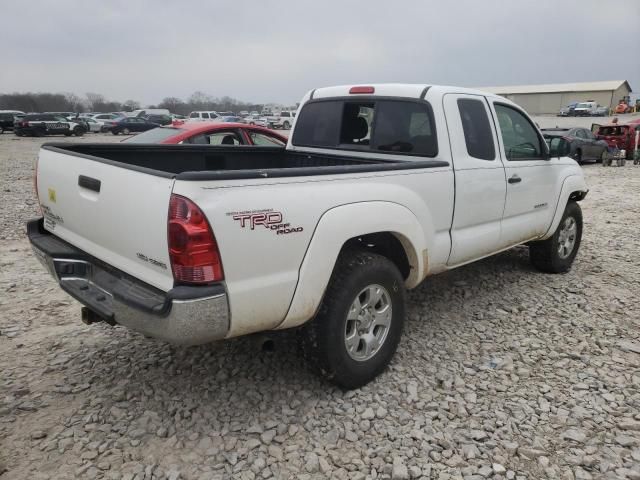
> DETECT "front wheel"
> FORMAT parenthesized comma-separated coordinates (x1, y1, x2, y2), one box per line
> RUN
(299, 250, 406, 389)
(73, 127, 84, 137)
(599, 150, 607, 164)
(529, 201, 582, 273)
(122, 128, 130, 135)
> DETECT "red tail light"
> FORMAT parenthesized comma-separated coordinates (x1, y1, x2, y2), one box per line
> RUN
(349, 86, 375, 94)
(168, 194, 223, 284)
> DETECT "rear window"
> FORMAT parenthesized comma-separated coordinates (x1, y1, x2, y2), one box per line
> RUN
(292, 99, 437, 157)
(457, 98, 495, 160)
(598, 126, 628, 136)
(124, 127, 184, 143)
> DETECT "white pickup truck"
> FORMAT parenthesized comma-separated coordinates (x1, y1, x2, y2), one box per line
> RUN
(29, 84, 587, 388)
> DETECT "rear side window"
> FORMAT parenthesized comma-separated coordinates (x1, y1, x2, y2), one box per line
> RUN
(201, 112, 210, 119)
(457, 99, 495, 160)
(292, 99, 437, 157)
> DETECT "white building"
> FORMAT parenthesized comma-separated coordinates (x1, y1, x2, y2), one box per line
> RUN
(478, 80, 632, 115)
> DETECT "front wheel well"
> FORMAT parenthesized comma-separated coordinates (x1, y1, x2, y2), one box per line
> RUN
(341, 232, 411, 280)
(569, 190, 588, 202)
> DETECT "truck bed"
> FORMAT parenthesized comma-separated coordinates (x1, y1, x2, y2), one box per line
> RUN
(42, 143, 448, 180)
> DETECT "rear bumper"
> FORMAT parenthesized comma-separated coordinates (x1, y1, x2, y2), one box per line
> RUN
(27, 218, 230, 345)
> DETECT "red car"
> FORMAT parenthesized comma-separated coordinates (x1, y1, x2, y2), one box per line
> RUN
(123, 122, 287, 146)
(594, 122, 640, 159)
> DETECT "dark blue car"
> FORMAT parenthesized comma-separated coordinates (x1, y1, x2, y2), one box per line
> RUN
(110, 117, 160, 135)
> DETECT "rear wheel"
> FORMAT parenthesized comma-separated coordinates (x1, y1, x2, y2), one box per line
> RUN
(111, 130, 120, 135)
(283, 121, 291, 129)
(73, 127, 84, 137)
(530, 201, 582, 273)
(299, 250, 406, 389)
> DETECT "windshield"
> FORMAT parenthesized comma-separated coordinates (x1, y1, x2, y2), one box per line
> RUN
(124, 127, 184, 143)
(576, 103, 591, 108)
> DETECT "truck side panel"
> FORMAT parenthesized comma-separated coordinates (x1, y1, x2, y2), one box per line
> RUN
(172, 168, 453, 337)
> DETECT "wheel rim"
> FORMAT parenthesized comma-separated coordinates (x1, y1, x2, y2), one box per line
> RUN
(123, 128, 130, 135)
(557, 216, 577, 259)
(344, 284, 392, 362)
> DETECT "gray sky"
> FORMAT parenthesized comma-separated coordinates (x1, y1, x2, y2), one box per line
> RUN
(1, 0, 639, 106)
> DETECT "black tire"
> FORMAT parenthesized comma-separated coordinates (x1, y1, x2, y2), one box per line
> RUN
(283, 121, 291, 129)
(529, 201, 582, 273)
(599, 150, 607, 164)
(73, 127, 84, 137)
(299, 249, 406, 389)
(111, 130, 120, 135)
(64, 132, 72, 137)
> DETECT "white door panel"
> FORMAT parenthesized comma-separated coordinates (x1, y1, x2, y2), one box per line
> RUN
(443, 94, 506, 265)
(489, 102, 557, 246)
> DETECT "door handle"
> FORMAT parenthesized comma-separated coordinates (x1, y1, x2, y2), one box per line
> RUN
(78, 175, 101, 193)
(508, 175, 522, 184)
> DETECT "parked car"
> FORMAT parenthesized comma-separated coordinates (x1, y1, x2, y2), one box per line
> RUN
(92, 113, 124, 131)
(541, 127, 608, 163)
(0, 111, 23, 133)
(123, 122, 287, 145)
(218, 116, 246, 124)
(14, 114, 85, 137)
(269, 110, 296, 129)
(573, 102, 599, 116)
(558, 102, 579, 116)
(594, 123, 639, 159)
(244, 115, 269, 127)
(71, 116, 103, 133)
(592, 105, 608, 116)
(110, 117, 160, 135)
(29, 83, 588, 388)
(187, 111, 219, 122)
(130, 108, 171, 118)
(144, 114, 173, 126)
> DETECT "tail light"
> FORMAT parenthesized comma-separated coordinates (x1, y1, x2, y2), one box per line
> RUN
(168, 194, 223, 284)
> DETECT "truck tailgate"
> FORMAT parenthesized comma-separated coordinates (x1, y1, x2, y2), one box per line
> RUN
(36, 146, 175, 291)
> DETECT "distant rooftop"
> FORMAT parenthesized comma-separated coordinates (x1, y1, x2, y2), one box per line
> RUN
(477, 80, 631, 95)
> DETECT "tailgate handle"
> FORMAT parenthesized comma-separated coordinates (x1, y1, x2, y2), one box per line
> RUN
(78, 175, 101, 193)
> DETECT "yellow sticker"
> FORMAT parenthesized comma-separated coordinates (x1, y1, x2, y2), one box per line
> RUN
(48, 188, 56, 203)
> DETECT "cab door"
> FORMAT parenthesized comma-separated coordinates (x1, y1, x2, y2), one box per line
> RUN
(489, 102, 557, 246)
(444, 94, 506, 266)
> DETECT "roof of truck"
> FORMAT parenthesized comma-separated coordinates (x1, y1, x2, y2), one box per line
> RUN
(308, 84, 502, 101)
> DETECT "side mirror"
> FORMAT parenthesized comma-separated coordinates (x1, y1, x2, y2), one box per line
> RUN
(548, 137, 571, 158)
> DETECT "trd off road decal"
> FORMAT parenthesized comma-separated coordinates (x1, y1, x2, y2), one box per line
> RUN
(227, 208, 303, 235)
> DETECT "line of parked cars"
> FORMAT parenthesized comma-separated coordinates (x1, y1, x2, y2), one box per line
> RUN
(542, 118, 640, 163)
(1, 107, 298, 137)
(558, 101, 608, 117)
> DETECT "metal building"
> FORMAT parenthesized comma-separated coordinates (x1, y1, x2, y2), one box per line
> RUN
(478, 80, 632, 115)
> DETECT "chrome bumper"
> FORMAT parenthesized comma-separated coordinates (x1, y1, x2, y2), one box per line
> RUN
(28, 219, 229, 345)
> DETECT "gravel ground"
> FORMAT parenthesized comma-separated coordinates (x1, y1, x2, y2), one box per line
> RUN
(1, 133, 639, 480)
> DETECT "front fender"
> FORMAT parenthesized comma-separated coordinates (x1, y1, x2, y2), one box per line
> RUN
(542, 174, 588, 240)
(276, 201, 429, 330)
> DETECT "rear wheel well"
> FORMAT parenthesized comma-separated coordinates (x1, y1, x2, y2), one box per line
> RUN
(341, 232, 411, 280)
